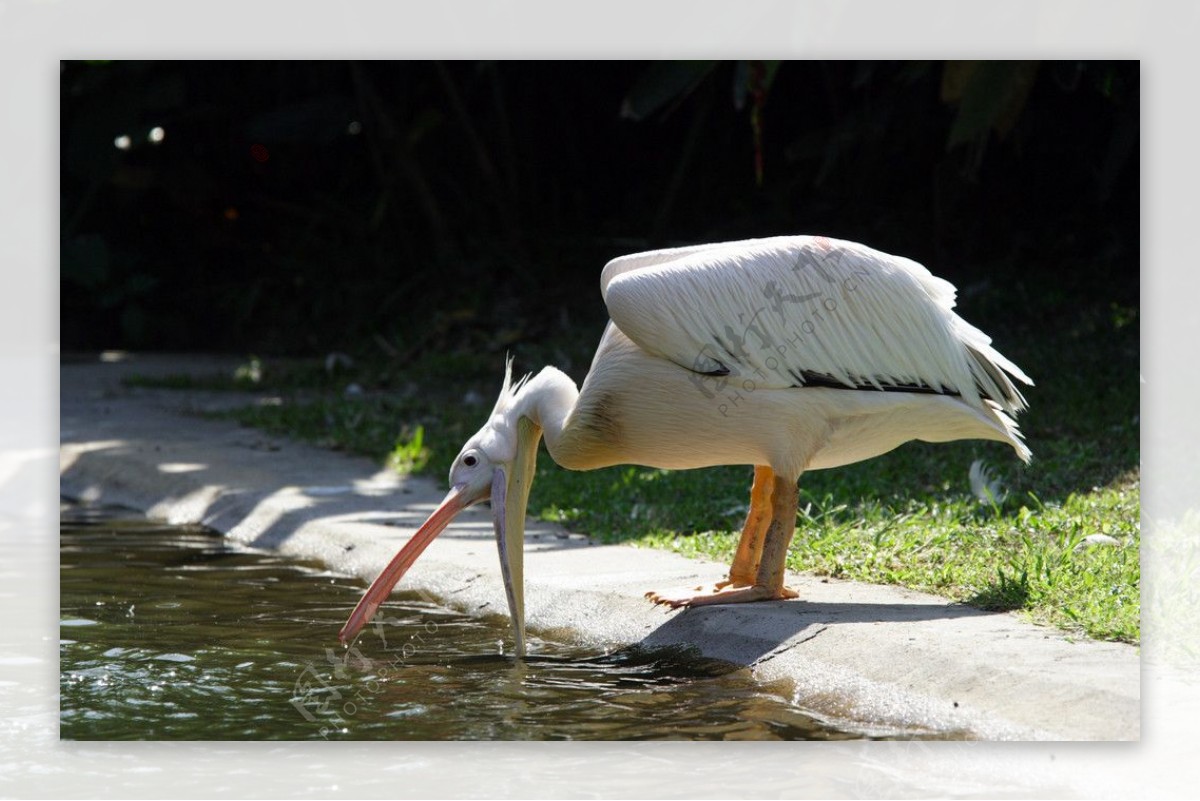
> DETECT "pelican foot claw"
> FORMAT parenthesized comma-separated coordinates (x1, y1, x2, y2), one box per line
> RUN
(644, 583, 799, 609)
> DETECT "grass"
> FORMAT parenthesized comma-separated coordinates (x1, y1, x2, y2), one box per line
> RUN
(128, 287, 1140, 645)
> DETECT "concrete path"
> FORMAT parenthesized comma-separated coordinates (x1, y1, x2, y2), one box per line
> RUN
(59, 353, 1140, 740)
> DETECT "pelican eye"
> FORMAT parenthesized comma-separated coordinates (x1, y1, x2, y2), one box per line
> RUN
(463, 454, 478, 467)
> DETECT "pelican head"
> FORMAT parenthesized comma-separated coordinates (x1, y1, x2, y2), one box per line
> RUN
(338, 362, 542, 656)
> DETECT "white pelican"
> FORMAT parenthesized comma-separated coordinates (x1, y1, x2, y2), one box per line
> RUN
(339, 235, 1032, 655)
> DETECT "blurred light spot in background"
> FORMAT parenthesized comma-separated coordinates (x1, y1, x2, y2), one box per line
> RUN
(156, 462, 207, 474)
(148, 126, 165, 144)
(113, 134, 132, 151)
(347, 120, 362, 135)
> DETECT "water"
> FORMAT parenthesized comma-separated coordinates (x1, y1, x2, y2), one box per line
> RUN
(60, 502, 920, 741)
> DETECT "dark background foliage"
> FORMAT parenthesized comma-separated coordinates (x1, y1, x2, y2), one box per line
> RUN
(60, 60, 1138, 356)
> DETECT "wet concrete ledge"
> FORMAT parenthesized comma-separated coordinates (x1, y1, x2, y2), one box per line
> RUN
(59, 353, 1140, 741)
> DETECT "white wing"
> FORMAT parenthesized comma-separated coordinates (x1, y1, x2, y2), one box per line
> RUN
(601, 235, 1031, 413)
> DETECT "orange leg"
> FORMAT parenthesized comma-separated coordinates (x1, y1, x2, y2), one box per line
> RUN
(646, 470, 800, 608)
(718, 465, 774, 587)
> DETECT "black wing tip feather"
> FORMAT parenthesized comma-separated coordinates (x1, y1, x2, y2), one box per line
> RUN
(791, 369, 961, 397)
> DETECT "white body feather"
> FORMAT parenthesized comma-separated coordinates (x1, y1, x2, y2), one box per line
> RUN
(504, 235, 1031, 482)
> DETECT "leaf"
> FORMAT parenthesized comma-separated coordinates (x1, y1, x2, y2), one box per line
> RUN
(732, 60, 781, 110)
(943, 60, 1040, 149)
(620, 61, 717, 121)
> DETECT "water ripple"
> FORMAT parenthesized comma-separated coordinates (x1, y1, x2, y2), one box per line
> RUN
(60, 502, 929, 741)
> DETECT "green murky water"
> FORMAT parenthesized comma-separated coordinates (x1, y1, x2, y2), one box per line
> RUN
(59, 503, 911, 741)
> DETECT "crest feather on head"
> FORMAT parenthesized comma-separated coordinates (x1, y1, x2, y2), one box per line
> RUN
(490, 355, 532, 420)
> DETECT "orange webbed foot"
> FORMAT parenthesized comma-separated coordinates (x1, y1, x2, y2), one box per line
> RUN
(644, 583, 799, 609)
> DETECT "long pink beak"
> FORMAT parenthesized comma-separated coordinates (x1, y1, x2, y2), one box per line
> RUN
(338, 485, 474, 645)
